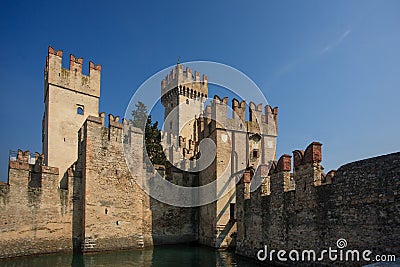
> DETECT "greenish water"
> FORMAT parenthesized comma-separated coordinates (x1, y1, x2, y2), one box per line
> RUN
(0, 245, 261, 267)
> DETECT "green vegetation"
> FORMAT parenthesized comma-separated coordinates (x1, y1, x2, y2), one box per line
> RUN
(131, 102, 166, 165)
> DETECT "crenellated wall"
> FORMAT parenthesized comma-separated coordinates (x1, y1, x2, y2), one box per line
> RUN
(69, 112, 199, 253)
(0, 150, 72, 258)
(45, 46, 101, 98)
(200, 95, 278, 137)
(235, 142, 400, 266)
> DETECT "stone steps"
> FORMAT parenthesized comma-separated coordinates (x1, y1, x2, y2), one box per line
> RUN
(136, 234, 144, 248)
(82, 236, 96, 250)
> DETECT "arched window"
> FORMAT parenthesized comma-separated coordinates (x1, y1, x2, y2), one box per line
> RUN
(77, 106, 84, 115)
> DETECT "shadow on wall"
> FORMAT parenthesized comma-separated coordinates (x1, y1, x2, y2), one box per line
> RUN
(149, 164, 200, 245)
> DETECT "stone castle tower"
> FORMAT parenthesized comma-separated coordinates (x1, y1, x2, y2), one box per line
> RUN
(161, 63, 208, 161)
(160, 64, 279, 248)
(42, 46, 101, 178)
(1, 47, 399, 262)
(41, 49, 279, 249)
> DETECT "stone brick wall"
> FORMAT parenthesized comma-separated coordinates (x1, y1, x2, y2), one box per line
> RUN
(151, 165, 199, 245)
(198, 95, 278, 249)
(71, 113, 200, 251)
(0, 110, 204, 259)
(0, 152, 72, 259)
(160, 65, 278, 250)
(236, 142, 400, 266)
(72, 114, 152, 252)
(3, 50, 399, 264)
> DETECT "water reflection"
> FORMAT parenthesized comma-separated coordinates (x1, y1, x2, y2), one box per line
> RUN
(0, 245, 259, 267)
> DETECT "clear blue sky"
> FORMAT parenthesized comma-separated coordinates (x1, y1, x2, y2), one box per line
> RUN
(0, 0, 399, 181)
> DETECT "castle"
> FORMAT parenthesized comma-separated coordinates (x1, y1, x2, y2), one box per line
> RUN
(0, 47, 398, 266)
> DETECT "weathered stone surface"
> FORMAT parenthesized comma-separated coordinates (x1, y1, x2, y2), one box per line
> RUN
(161, 65, 278, 249)
(73, 117, 152, 253)
(0, 156, 72, 259)
(43, 46, 100, 180)
(5, 48, 397, 265)
(236, 143, 400, 266)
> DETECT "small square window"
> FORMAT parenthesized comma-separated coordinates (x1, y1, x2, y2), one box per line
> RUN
(252, 149, 259, 158)
(77, 105, 84, 115)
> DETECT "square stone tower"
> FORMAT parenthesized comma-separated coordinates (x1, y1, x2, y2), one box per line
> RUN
(42, 46, 101, 178)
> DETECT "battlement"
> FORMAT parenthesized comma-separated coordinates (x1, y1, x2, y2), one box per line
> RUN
(199, 95, 278, 136)
(6, 148, 59, 193)
(293, 142, 322, 169)
(161, 64, 208, 104)
(236, 145, 400, 263)
(269, 154, 291, 174)
(160, 129, 204, 172)
(8, 149, 59, 174)
(83, 112, 143, 149)
(239, 142, 336, 200)
(237, 140, 377, 205)
(45, 46, 101, 98)
(86, 111, 143, 131)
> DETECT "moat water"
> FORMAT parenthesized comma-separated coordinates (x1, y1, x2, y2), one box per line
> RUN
(0, 245, 261, 267)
